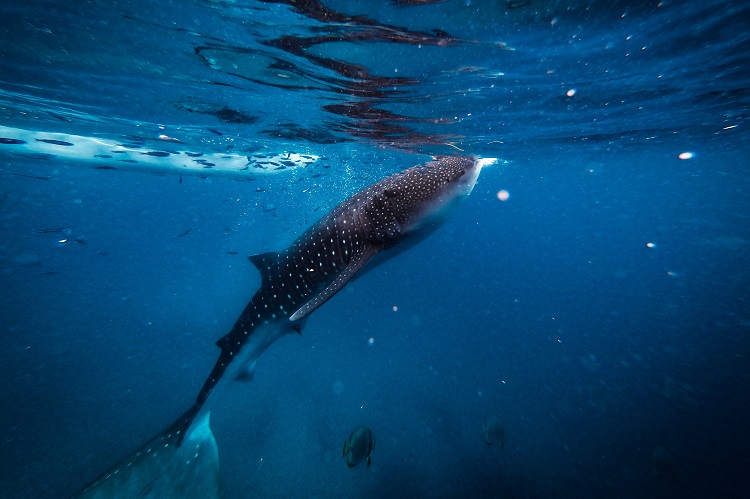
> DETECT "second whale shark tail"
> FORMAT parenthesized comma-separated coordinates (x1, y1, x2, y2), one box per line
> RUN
(75, 411, 222, 499)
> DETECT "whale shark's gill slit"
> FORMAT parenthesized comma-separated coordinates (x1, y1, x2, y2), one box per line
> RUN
(77, 155, 491, 496)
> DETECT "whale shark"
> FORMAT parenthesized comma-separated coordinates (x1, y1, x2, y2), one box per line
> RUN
(77, 154, 494, 497)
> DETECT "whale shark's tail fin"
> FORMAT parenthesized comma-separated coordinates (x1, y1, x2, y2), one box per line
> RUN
(76, 410, 222, 499)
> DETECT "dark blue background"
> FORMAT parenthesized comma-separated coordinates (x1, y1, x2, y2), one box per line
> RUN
(1, 0, 748, 497)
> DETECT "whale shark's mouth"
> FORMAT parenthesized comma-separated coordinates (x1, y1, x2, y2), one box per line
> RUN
(0, 125, 319, 178)
(475, 157, 499, 169)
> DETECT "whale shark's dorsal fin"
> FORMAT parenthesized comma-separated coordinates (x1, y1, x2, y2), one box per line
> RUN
(290, 244, 378, 321)
(248, 251, 281, 287)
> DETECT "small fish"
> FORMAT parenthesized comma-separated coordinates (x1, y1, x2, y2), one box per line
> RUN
(176, 229, 192, 238)
(3, 169, 50, 180)
(482, 415, 504, 447)
(35, 227, 71, 234)
(120, 135, 147, 145)
(343, 426, 375, 467)
(0, 137, 26, 145)
(48, 111, 71, 122)
(158, 134, 183, 143)
(21, 153, 54, 161)
(36, 138, 74, 146)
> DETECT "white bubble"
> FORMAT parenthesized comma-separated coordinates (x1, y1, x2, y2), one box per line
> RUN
(678, 152, 694, 160)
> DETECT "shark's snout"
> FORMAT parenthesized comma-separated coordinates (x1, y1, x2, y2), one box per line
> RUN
(453, 156, 495, 195)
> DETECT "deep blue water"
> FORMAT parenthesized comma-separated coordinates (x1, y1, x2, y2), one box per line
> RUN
(1, 0, 749, 497)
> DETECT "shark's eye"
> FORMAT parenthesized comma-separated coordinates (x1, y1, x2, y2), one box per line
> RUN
(384, 188, 398, 198)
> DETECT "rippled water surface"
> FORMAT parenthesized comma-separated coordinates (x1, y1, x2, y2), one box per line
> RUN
(1, 1, 749, 497)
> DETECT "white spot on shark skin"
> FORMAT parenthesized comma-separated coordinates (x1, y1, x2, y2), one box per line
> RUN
(0, 125, 318, 177)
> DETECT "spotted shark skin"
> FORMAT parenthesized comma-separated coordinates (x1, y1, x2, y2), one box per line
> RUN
(188, 155, 488, 427)
(78, 154, 492, 496)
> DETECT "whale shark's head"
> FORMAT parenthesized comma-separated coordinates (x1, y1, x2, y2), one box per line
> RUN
(364, 155, 495, 244)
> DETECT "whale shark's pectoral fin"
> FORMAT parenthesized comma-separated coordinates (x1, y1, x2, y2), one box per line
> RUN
(235, 359, 257, 381)
(289, 245, 379, 321)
